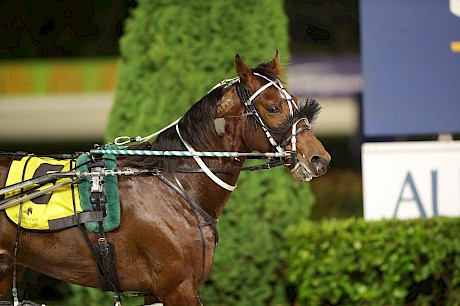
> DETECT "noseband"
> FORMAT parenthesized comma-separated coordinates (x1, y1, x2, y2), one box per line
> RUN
(235, 73, 311, 169)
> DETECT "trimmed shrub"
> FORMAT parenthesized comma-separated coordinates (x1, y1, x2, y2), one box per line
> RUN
(206, 165, 315, 305)
(106, 0, 290, 141)
(285, 217, 460, 305)
(106, 0, 315, 305)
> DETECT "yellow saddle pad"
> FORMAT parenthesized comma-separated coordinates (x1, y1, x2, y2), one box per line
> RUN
(4, 156, 83, 230)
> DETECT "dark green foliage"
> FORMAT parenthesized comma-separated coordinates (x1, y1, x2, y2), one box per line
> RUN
(206, 165, 315, 305)
(106, 0, 290, 141)
(285, 217, 460, 305)
(63, 285, 143, 306)
(106, 1, 315, 305)
(310, 169, 363, 220)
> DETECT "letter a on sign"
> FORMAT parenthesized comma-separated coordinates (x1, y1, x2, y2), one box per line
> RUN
(394, 172, 427, 218)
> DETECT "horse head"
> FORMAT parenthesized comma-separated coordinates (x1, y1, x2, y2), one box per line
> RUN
(217, 51, 331, 181)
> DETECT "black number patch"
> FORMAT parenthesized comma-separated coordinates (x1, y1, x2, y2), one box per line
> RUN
(31, 163, 64, 204)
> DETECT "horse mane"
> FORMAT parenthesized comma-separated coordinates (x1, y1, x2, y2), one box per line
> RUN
(119, 86, 225, 171)
(119, 60, 281, 171)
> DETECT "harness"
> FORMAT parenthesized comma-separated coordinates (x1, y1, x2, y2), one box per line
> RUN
(0, 71, 312, 306)
(112, 72, 310, 192)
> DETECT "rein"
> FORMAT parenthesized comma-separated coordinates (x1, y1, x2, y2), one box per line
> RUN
(90, 149, 289, 159)
(156, 172, 216, 305)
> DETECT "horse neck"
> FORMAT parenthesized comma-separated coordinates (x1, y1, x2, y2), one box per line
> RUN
(180, 117, 252, 218)
(174, 154, 247, 221)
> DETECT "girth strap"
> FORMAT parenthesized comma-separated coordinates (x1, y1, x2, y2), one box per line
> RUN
(81, 159, 122, 303)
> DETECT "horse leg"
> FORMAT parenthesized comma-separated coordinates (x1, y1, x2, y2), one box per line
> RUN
(160, 279, 200, 306)
(0, 250, 26, 302)
(0, 250, 13, 301)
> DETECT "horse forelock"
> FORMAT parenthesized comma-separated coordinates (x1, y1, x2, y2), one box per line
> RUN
(271, 98, 321, 143)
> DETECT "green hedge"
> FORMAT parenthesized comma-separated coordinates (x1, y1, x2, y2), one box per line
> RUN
(285, 217, 460, 305)
(206, 165, 315, 305)
(106, 0, 289, 141)
(106, 1, 312, 305)
(62, 285, 142, 306)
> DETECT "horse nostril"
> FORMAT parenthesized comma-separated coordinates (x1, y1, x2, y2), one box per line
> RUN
(310, 155, 328, 173)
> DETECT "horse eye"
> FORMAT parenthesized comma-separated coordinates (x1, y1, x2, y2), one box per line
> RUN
(266, 105, 280, 113)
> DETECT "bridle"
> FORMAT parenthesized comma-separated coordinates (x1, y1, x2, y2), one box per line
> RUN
(176, 72, 312, 192)
(113, 71, 312, 192)
(235, 73, 311, 170)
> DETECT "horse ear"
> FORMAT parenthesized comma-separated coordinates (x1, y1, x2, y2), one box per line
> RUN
(235, 54, 254, 86)
(268, 50, 282, 77)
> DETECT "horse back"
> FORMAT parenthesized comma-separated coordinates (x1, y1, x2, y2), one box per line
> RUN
(0, 155, 13, 194)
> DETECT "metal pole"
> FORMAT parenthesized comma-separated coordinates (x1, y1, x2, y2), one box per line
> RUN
(0, 172, 79, 196)
(0, 179, 74, 211)
(89, 149, 289, 159)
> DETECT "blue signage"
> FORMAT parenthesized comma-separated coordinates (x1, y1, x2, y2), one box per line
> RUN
(361, 0, 460, 137)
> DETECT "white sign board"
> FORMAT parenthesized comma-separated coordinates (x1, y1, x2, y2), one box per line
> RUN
(362, 141, 460, 220)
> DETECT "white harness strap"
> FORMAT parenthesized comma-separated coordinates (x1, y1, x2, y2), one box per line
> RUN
(176, 124, 237, 192)
(291, 118, 308, 153)
(253, 73, 299, 115)
(248, 82, 273, 104)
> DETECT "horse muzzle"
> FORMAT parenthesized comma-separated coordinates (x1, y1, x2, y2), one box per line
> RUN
(290, 154, 330, 182)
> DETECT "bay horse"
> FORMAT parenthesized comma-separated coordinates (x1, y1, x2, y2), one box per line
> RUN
(0, 52, 330, 305)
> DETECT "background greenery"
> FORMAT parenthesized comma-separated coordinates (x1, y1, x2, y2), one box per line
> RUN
(104, 0, 315, 305)
(10, 1, 459, 305)
(205, 166, 315, 305)
(106, 0, 290, 142)
(285, 217, 460, 305)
